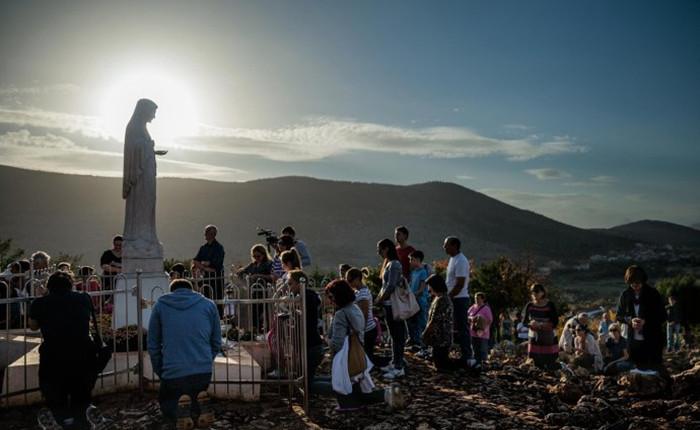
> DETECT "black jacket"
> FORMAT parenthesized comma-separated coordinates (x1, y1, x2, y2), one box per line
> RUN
(666, 303, 682, 324)
(616, 284, 666, 341)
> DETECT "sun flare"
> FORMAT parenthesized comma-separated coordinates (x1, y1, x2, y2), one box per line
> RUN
(99, 68, 199, 144)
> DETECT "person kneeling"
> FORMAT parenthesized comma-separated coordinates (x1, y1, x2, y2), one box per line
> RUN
(572, 324, 603, 372)
(148, 279, 221, 429)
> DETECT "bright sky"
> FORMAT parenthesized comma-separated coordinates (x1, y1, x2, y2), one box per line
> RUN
(1, 1, 698, 228)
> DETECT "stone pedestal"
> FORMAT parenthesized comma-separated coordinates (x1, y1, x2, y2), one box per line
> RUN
(143, 348, 262, 401)
(1, 347, 263, 405)
(113, 271, 169, 329)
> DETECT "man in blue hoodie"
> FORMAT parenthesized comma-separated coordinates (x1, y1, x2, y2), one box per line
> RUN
(148, 278, 221, 428)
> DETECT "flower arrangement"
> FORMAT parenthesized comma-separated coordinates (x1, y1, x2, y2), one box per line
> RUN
(97, 313, 147, 352)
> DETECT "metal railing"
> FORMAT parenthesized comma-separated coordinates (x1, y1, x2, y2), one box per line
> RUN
(0, 270, 311, 412)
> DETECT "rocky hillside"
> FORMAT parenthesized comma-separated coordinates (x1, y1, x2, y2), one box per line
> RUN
(1, 344, 698, 429)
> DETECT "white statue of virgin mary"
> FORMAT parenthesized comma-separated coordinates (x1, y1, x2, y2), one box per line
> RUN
(122, 98, 164, 260)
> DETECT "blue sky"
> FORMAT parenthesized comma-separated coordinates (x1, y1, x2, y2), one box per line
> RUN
(0, 1, 698, 227)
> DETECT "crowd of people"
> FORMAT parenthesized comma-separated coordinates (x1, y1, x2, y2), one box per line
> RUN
(0, 224, 691, 430)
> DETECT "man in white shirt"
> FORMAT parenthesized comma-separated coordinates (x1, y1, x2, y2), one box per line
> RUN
(443, 236, 474, 366)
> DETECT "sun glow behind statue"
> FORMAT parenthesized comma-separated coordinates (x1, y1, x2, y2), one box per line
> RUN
(98, 68, 200, 145)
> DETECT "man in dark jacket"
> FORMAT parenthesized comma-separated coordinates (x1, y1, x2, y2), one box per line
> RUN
(192, 225, 225, 317)
(615, 265, 666, 369)
(148, 279, 221, 428)
(29, 271, 96, 429)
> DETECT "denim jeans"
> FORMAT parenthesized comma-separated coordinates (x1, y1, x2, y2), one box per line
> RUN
(159, 373, 211, 421)
(451, 297, 473, 362)
(384, 305, 407, 369)
(307, 345, 335, 396)
(603, 360, 633, 376)
(472, 336, 489, 364)
(407, 303, 428, 347)
(667, 322, 681, 351)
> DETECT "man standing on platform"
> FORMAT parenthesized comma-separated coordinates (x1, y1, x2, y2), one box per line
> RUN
(100, 235, 123, 290)
(192, 225, 225, 317)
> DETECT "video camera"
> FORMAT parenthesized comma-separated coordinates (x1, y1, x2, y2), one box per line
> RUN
(257, 227, 279, 250)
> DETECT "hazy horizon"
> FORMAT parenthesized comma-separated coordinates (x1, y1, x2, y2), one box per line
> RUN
(1, 1, 699, 229)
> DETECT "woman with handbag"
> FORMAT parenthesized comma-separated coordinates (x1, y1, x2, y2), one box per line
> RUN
(326, 280, 398, 411)
(28, 271, 99, 430)
(375, 238, 407, 379)
(468, 292, 493, 366)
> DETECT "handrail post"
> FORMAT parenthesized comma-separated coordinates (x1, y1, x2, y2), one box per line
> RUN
(136, 270, 144, 396)
(301, 277, 309, 414)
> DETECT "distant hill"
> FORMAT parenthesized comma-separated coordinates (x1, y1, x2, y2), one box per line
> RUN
(0, 166, 637, 270)
(594, 220, 700, 248)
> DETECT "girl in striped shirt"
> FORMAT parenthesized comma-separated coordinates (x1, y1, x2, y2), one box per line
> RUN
(346, 267, 379, 366)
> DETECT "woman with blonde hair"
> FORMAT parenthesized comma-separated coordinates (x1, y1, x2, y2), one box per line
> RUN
(236, 244, 273, 279)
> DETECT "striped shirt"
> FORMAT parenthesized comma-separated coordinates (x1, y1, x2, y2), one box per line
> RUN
(354, 286, 376, 331)
(271, 257, 284, 278)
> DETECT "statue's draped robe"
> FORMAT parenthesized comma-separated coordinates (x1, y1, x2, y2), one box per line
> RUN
(122, 127, 163, 259)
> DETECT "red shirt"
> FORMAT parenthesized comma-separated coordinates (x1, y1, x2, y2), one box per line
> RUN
(396, 245, 415, 279)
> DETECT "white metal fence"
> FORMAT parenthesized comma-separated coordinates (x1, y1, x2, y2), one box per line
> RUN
(1, 270, 316, 412)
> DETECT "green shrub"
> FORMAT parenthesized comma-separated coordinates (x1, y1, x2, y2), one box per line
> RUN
(0, 238, 24, 269)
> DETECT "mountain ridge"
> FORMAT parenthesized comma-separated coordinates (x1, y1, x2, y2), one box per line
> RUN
(0, 165, 675, 270)
(593, 220, 700, 248)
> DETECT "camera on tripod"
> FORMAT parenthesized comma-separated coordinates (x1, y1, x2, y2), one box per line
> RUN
(257, 227, 279, 250)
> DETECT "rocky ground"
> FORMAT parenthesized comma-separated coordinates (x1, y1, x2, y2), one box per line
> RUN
(2, 346, 699, 430)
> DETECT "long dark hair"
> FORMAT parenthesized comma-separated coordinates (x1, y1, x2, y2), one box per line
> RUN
(378, 238, 398, 279)
(377, 238, 399, 261)
(377, 238, 398, 278)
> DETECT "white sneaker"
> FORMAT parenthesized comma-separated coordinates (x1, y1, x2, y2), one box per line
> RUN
(37, 409, 62, 430)
(86, 405, 114, 430)
(379, 363, 394, 372)
(383, 367, 405, 379)
(416, 349, 431, 359)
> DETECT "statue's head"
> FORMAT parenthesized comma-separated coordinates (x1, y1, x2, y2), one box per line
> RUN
(132, 98, 158, 124)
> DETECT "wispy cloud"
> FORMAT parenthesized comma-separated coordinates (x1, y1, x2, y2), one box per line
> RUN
(0, 106, 587, 163)
(564, 175, 618, 187)
(525, 168, 572, 180)
(456, 174, 474, 180)
(186, 119, 586, 162)
(0, 129, 245, 180)
(0, 129, 80, 150)
(503, 124, 533, 131)
(480, 188, 590, 204)
(0, 107, 107, 139)
(0, 83, 80, 96)
(591, 175, 617, 184)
